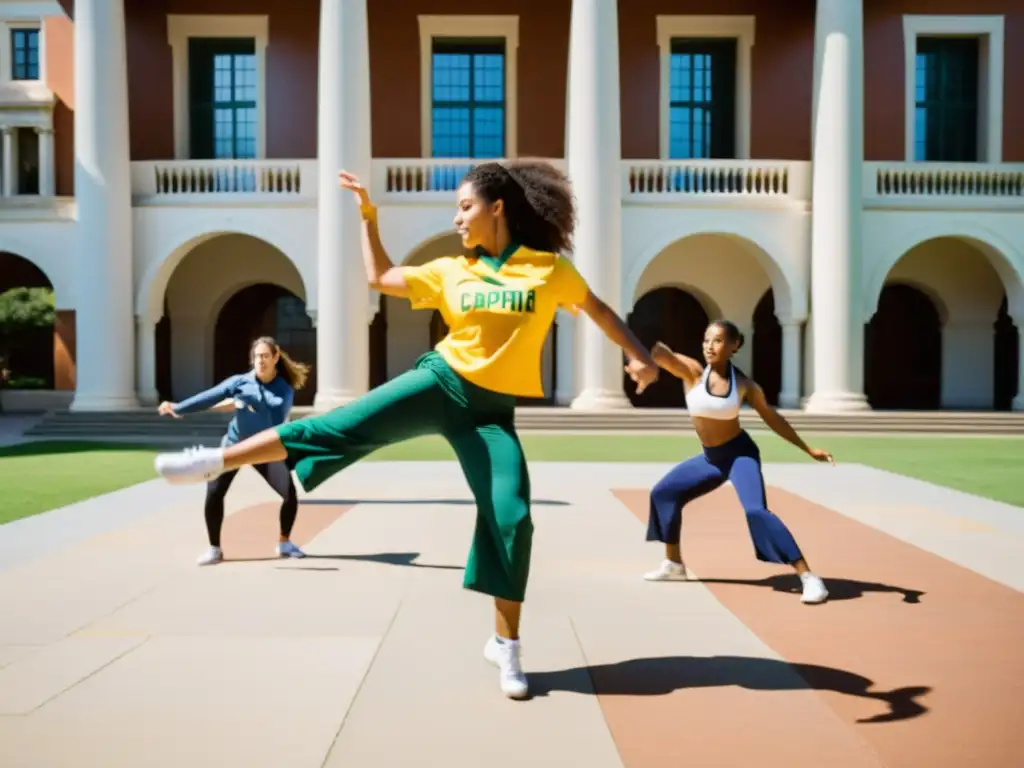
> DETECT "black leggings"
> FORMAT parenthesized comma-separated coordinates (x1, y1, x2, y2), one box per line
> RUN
(203, 461, 298, 547)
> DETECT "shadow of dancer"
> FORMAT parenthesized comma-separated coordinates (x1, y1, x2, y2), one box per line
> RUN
(530, 655, 931, 724)
(227, 550, 464, 570)
(694, 574, 925, 604)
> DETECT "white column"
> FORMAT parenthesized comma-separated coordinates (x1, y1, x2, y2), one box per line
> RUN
(314, 0, 371, 411)
(778, 320, 804, 409)
(804, 0, 869, 413)
(1, 128, 13, 196)
(135, 315, 159, 406)
(1012, 317, 1024, 412)
(70, 0, 137, 411)
(36, 128, 55, 196)
(567, 0, 630, 410)
(554, 309, 576, 405)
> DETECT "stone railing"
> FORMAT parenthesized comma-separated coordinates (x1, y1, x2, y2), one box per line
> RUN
(865, 162, 1024, 208)
(131, 160, 318, 203)
(128, 158, 1024, 212)
(371, 158, 566, 203)
(622, 160, 811, 205)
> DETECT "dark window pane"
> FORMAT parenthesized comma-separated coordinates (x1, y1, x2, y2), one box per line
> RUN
(668, 39, 736, 159)
(914, 37, 979, 162)
(11, 29, 39, 80)
(431, 39, 505, 158)
(189, 38, 258, 161)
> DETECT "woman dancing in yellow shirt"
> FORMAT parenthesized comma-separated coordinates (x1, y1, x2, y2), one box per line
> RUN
(152, 161, 658, 700)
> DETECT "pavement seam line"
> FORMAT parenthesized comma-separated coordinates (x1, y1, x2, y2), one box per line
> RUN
(568, 616, 629, 768)
(317, 595, 405, 768)
(23, 635, 152, 715)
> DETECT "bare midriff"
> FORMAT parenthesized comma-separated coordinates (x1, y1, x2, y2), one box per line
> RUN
(691, 416, 744, 448)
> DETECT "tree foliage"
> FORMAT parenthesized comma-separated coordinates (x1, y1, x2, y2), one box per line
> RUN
(0, 287, 56, 335)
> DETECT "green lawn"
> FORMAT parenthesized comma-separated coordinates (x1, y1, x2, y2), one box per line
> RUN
(2, 432, 1022, 525)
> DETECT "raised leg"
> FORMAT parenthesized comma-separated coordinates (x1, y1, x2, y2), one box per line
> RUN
(154, 367, 449, 489)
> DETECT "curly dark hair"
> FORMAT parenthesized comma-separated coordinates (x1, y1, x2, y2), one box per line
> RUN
(461, 160, 577, 253)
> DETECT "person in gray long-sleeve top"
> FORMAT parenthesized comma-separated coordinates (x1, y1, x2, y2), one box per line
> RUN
(158, 336, 312, 566)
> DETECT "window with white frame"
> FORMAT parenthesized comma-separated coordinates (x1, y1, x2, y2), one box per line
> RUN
(418, 15, 519, 159)
(913, 38, 978, 162)
(167, 15, 268, 161)
(430, 38, 506, 158)
(188, 38, 258, 160)
(0, 17, 50, 197)
(10, 26, 39, 81)
(668, 38, 736, 159)
(903, 16, 1004, 163)
(656, 16, 754, 161)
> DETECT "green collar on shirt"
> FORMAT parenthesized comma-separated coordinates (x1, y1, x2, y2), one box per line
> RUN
(475, 240, 521, 273)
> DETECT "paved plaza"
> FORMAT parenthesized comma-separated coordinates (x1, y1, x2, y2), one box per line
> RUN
(1, 459, 1022, 767)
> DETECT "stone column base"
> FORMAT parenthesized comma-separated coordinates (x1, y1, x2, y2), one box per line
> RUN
(570, 389, 633, 410)
(802, 390, 871, 413)
(69, 392, 140, 412)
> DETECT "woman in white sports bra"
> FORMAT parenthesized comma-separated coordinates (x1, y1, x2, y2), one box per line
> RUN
(641, 320, 833, 605)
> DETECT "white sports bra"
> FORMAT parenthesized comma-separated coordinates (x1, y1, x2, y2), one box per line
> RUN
(684, 364, 741, 420)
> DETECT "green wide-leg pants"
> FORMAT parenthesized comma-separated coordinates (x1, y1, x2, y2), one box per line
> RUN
(274, 352, 532, 602)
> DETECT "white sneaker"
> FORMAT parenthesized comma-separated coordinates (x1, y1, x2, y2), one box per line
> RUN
(276, 541, 306, 558)
(154, 446, 225, 485)
(197, 546, 223, 566)
(800, 572, 829, 604)
(643, 559, 690, 581)
(483, 635, 528, 700)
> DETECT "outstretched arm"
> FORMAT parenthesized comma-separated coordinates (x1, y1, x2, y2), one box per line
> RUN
(745, 382, 834, 464)
(160, 377, 240, 418)
(340, 170, 412, 299)
(576, 291, 658, 393)
(650, 342, 704, 389)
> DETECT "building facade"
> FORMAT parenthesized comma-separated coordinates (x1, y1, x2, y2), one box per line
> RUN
(0, 0, 1022, 413)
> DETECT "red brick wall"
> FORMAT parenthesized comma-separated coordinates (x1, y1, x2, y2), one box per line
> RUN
(864, 0, 1024, 161)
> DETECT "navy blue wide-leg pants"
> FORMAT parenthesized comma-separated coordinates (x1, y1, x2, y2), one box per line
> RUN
(646, 431, 803, 564)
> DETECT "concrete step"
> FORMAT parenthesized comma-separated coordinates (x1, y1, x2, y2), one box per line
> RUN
(21, 406, 1024, 438)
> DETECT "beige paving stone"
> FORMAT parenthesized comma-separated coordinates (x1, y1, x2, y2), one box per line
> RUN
(0, 644, 41, 670)
(0, 634, 147, 714)
(0, 635, 381, 768)
(322, 590, 624, 768)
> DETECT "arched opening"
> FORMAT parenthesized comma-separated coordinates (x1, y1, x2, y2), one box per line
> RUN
(865, 284, 942, 410)
(629, 232, 792, 407)
(993, 296, 1019, 411)
(159, 233, 310, 403)
(752, 289, 781, 405)
(214, 284, 317, 406)
(867, 235, 1021, 410)
(0, 251, 56, 391)
(626, 287, 708, 407)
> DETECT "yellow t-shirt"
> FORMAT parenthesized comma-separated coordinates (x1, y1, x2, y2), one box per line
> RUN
(402, 243, 590, 397)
